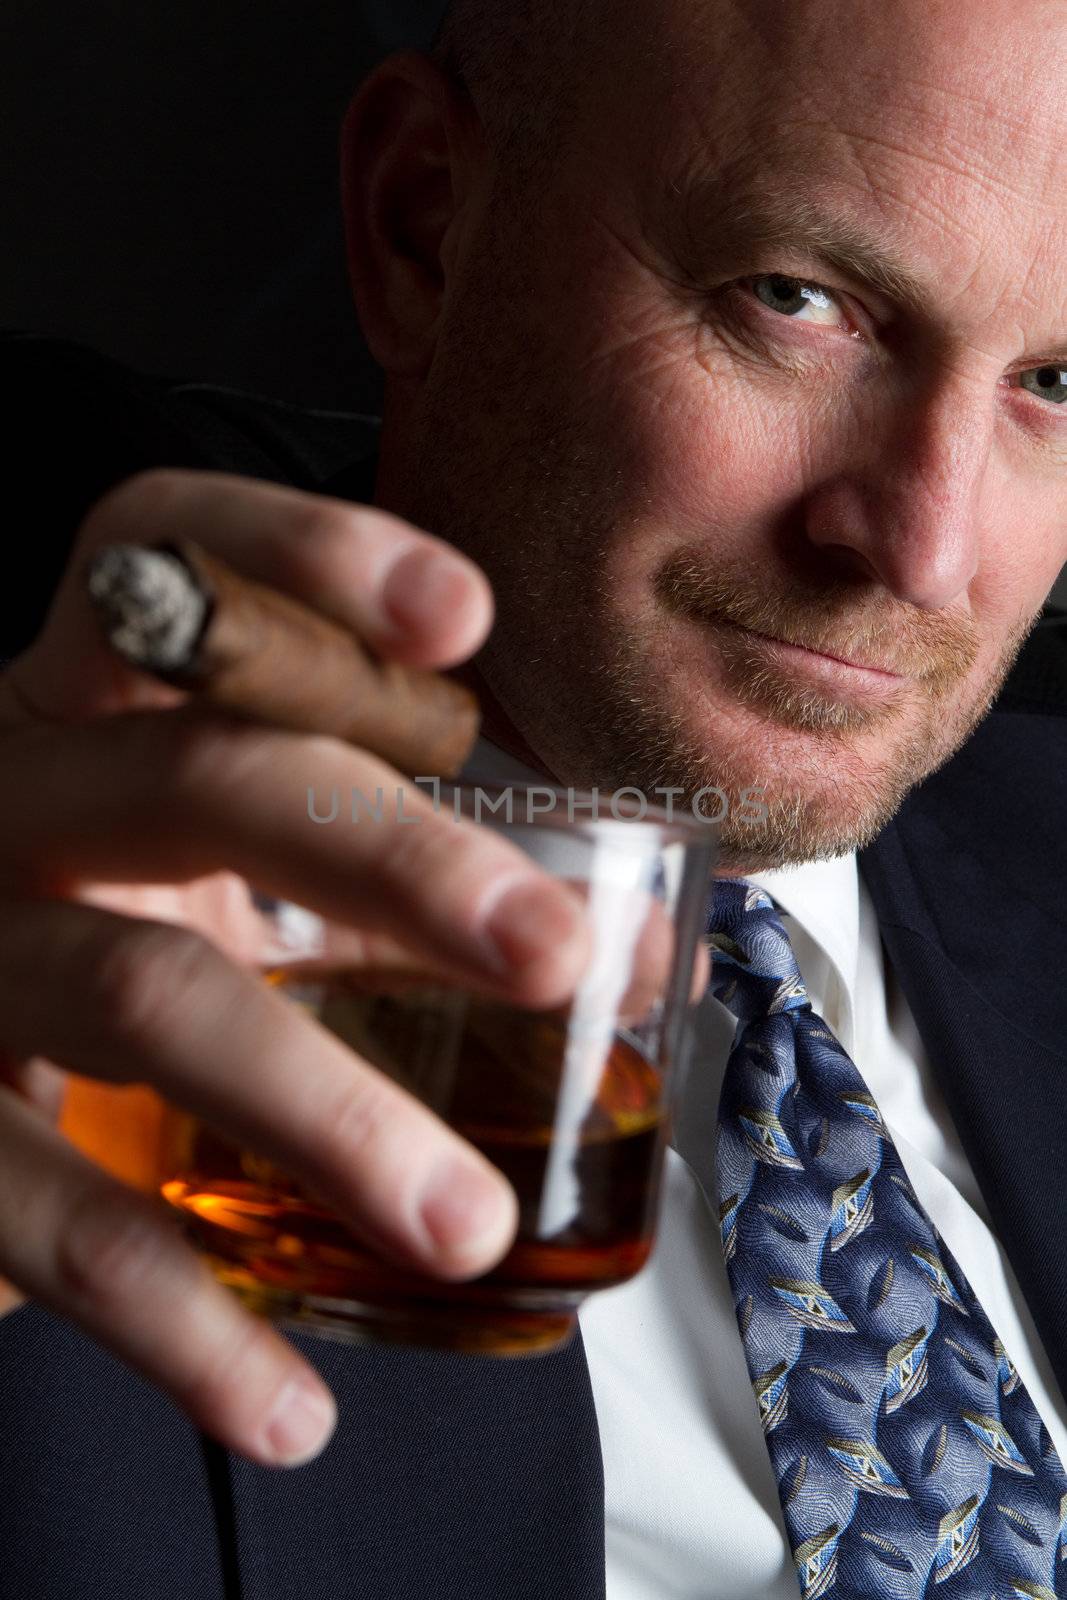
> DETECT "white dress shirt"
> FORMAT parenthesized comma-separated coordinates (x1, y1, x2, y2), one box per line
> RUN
(460, 741, 1067, 1598)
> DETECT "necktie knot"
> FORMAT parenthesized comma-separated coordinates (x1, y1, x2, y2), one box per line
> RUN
(706, 878, 811, 1025)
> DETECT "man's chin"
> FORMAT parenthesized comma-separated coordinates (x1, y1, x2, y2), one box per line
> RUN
(687, 673, 1001, 871)
(714, 786, 903, 873)
(704, 717, 943, 870)
(586, 677, 974, 873)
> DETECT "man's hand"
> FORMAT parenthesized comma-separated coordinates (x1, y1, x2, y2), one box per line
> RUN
(0, 469, 590, 1467)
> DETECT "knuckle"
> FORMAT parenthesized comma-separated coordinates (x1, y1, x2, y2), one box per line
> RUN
(315, 1068, 413, 1190)
(286, 498, 370, 560)
(84, 919, 215, 1060)
(185, 1313, 279, 1423)
(378, 809, 486, 902)
(159, 708, 346, 811)
(318, 1072, 392, 1166)
(56, 1186, 171, 1307)
(263, 509, 360, 594)
(153, 708, 408, 859)
(273, 499, 445, 599)
(155, 708, 310, 831)
(159, 707, 274, 805)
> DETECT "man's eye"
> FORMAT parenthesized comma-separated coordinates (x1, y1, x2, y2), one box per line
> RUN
(1017, 365, 1067, 405)
(750, 274, 846, 327)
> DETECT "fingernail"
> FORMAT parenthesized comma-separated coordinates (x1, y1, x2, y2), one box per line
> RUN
(264, 1374, 338, 1466)
(381, 547, 473, 636)
(482, 878, 581, 973)
(419, 1155, 517, 1269)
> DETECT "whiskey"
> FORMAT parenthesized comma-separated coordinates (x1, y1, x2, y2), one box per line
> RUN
(159, 966, 670, 1354)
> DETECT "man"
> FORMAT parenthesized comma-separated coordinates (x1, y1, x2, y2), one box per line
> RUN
(1, 0, 1066, 1595)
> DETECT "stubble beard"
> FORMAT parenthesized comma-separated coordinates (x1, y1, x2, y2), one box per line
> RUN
(578, 618, 1035, 872)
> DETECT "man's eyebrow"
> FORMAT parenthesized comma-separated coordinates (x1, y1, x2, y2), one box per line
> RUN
(672, 183, 930, 315)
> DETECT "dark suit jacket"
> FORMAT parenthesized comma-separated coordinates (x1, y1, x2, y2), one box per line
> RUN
(1, 332, 1065, 1600)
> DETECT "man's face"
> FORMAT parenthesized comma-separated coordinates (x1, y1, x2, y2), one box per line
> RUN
(396, 0, 1067, 870)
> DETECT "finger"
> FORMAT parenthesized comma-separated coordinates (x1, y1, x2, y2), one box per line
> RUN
(0, 1087, 339, 1467)
(0, 707, 591, 1010)
(691, 938, 711, 1002)
(566, 886, 679, 1026)
(592, 901, 709, 1024)
(0, 467, 494, 728)
(0, 1275, 26, 1317)
(72, 862, 705, 1021)
(0, 1051, 67, 1122)
(0, 898, 520, 1281)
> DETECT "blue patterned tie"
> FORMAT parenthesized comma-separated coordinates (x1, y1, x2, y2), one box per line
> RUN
(709, 878, 1067, 1600)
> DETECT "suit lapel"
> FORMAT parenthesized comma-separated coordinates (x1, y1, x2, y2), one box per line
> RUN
(860, 702, 1067, 1402)
(223, 1321, 605, 1599)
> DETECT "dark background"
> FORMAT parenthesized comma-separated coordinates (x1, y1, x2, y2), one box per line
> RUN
(0, 0, 444, 414)
(2, 1, 1064, 603)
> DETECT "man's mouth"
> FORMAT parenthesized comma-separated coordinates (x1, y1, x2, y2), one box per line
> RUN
(729, 622, 906, 679)
(707, 616, 911, 696)
(655, 554, 982, 703)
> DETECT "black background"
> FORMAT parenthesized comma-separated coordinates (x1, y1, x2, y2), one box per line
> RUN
(0, 1, 443, 413)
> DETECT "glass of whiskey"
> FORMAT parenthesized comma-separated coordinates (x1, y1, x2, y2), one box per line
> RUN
(92, 783, 715, 1356)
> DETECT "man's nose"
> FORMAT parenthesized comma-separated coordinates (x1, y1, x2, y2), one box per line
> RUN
(802, 377, 991, 609)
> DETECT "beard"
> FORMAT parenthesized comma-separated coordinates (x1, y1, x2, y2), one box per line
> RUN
(602, 554, 1038, 870)
(577, 603, 1033, 871)
(386, 193, 1043, 873)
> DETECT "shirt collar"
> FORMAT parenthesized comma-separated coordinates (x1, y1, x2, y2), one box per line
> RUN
(749, 853, 859, 1000)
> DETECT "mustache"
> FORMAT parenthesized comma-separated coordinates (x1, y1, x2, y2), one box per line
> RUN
(655, 557, 981, 687)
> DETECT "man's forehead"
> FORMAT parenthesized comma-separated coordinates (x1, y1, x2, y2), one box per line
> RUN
(675, 0, 1067, 100)
(629, 0, 1067, 174)
(603, 0, 1067, 338)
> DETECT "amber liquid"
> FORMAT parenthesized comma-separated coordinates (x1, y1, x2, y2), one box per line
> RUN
(158, 968, 669, 1355)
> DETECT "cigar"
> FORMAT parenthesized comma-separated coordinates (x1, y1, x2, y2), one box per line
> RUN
(85, 539, 481, 779)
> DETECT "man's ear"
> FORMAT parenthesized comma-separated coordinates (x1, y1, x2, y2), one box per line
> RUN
(340, 51, 488, 379)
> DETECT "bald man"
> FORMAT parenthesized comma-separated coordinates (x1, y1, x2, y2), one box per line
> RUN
(1, 1, 1066, 1596)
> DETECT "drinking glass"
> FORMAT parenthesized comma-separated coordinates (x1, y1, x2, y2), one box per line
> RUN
(77, 782, 716, 1355)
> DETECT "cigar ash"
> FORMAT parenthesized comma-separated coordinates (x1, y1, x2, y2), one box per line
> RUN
(87, 543, 211, 674)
